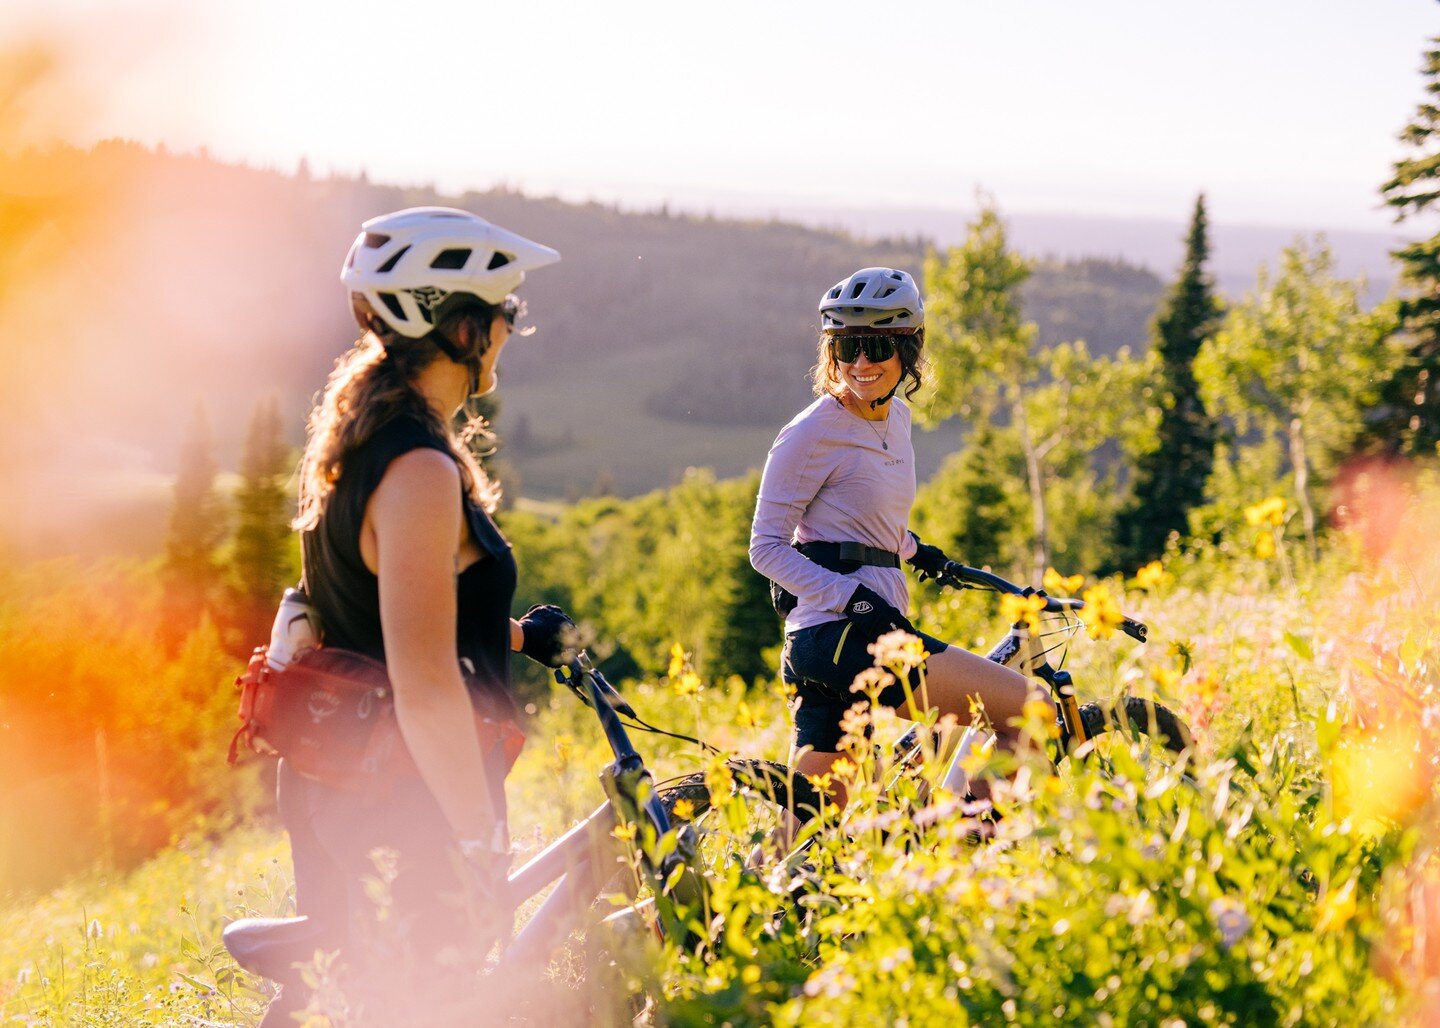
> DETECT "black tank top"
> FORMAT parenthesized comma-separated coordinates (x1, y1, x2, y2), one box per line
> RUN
(300, 415, 517, 698)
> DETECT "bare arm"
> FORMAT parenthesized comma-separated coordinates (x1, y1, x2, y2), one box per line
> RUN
(370, 448, 500, 842)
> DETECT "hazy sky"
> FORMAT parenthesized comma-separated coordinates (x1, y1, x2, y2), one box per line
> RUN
(5, 0, 1436, 231)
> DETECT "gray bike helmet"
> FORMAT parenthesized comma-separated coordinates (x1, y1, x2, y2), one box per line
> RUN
(819, 267, 923, 332)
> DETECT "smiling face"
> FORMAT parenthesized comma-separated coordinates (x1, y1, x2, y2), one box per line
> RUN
(835, 345, 903, 411)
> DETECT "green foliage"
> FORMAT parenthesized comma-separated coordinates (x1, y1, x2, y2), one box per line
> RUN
(913, 423, 1029, 573)
(0, 560, 262, 894)
(1374, 35, 1440, 455)
(161, 405, 228, 648)
(920, 202, 1038, 426)
(505, 469, 778, 688)
(222, 397, 297, 655)
(920, 201, 1156, 575)
(1114, 195, 1222, 568)
(5, 532, 1440, 1023)
(1196, 240, 1401, 555)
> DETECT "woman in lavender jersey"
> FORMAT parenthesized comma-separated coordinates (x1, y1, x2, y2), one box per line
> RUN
(749, 267, 1051, 808)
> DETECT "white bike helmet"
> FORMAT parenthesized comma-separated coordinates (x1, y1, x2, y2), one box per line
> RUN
(341, 207, 560, 339)
(819, 267, 923, 332)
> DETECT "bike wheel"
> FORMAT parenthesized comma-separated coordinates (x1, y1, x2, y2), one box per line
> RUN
(655, 758, 823, 830)
(1078, 696, 1193, 754)
(1074, 696, 1194, 785)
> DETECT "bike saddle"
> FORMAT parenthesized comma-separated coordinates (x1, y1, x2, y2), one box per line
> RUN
(222, 916, 337, 982)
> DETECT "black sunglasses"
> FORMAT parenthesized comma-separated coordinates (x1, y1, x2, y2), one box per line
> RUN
(830, 334, 898, 364)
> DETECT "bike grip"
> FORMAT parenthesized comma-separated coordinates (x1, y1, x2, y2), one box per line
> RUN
(1121, 618, 1148, 643)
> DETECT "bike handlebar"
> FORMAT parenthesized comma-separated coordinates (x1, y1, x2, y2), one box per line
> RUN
(936, 561, 1148, 643)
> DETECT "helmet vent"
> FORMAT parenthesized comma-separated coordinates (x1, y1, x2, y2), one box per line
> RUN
(486, 251, 513, 270)
(874, 314, 895, 326)
(363, 233, 391, 249)
(378, 292, 406, 320)
(876, 286, 897, 299)
(848, 279, 868, 300)
(376, 245, 411, 274)
(890, 271, 904, 280)
(828, 286, 843, 299)
(431, 248, 472, 270)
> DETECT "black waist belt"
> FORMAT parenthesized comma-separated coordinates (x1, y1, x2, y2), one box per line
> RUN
(796, 540, 901, 572)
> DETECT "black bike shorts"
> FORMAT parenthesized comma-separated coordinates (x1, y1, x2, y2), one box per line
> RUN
(781, 618, 949, 753)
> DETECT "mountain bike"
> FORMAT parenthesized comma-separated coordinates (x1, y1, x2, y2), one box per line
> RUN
(647, 561, 1193, 837)
(222, 655, 727, 1022)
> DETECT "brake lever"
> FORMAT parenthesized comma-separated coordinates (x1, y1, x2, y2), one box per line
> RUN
(554, 652, 638, 719)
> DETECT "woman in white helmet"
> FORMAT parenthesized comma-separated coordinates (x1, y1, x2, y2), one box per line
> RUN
(750, 267, 1052, 812)
(259, 208, 574, 1023)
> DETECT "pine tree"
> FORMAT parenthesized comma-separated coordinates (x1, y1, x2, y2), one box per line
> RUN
(1374, 35, 1440, 455)
(1113, 195, 1221, 568)
(161, 405, 227, 646)
(227, 397, 294, 650)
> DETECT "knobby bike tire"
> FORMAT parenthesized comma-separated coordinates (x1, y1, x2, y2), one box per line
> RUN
(655, 758, 823, 827)
(1077, 696, 1193, 754)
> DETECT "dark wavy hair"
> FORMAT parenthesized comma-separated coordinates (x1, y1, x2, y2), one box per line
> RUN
(295, 301, 500, 530)
(811, 329, 927, 401)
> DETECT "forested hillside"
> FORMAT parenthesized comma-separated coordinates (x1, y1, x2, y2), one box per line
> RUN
(0, 142, 1163, 557)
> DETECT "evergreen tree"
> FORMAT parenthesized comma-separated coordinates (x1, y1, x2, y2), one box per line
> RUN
(227, 397, 294, 650)
(1374, 34, 1440, 455)
(161, 405, 227, 645)
(1113, 195, 1222, 567)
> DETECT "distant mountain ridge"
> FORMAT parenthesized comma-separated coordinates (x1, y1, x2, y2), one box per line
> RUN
(14, 141, 1380, 558)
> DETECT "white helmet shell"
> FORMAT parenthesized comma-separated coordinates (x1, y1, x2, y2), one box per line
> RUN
(819, 267, 923, 332)
(341, 207, 560, 339)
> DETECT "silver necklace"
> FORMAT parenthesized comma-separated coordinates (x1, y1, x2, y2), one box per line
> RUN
(837, 395, 892, 449)
(865, 414, 892, 451)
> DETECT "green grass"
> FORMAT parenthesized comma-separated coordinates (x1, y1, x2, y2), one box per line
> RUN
(2, 540, 1436, 1026)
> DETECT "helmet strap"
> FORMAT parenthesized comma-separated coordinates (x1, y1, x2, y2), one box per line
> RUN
(870, 382, 900, 410)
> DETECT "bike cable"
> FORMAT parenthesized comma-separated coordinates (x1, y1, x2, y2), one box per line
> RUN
(615, 712, 723, 755)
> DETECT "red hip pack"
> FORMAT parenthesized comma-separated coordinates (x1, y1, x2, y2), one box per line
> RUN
(229, 646, 525, 793)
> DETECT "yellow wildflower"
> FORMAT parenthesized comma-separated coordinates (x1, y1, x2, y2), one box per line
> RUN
(1244, 496, 1287, 528)
(670, 798, 696, 821)
(1043, 567, 1085, 596)
(1022, 696, 1060, 739)
(1254, 531, 1277, 560)
(736, 700, 763, 729)
(673, 671, 703, 698)
(1132, 560, 1167, 591)
(667, 642, 687, 680)
(1000, 593, 1047, 634)
(1079, 583, 1125, 639)
(830, 756, 859, 779)
(1151, 664, 1183, 692)
(612, 822, 637, 843)
(1315, 876, 1358, 932)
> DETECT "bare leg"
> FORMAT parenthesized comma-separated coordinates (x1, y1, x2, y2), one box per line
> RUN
(897, 644, 1049, 755)
(788, 648, 1051, 816)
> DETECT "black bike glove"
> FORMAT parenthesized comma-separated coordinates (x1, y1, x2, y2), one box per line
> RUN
(517, 604, 580, 668)
(845, 584, 918, 639)
(906, 532, 950, 581)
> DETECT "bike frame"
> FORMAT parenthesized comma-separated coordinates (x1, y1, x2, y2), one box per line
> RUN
(892, 563, 1148, 799)
(494, 657, 707, 972)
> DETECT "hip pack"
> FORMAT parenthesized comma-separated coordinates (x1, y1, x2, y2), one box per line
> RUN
(229, 643, 524, 794)
(769, 540, 901, 618)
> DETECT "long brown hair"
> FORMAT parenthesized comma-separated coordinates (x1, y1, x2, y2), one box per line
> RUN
(294, 304, 500, 531)
(811, 329, 927, 401)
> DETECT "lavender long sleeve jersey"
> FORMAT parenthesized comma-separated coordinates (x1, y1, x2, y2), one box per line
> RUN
(749, 395, 919, 634)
